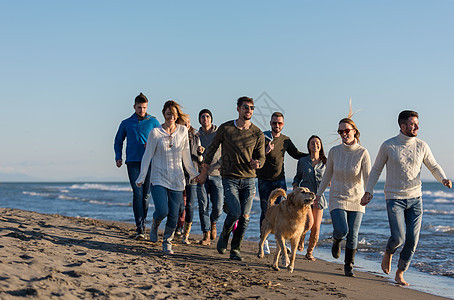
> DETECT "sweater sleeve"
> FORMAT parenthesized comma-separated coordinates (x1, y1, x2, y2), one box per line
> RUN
(316, 148, 334, 197)
(365, 142, 388, 194)
(136, 129, 157, 185)
(182, 130, 199, 180)
(255, 131, 266, 168)
(204, 125, 224, 166)
(361, 149, 372, 189)
(114, 122, 126, 161)
(286, 138, 308, 160)
(422, 142, 447, 183)
(293, 158, 303, 186)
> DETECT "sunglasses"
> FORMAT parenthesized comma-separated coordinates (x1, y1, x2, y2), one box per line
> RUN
(167, 135, 174, 148)
(337, 129, 352, 135)
(242, 105, 255, 110)
(272, 121, 283, 126)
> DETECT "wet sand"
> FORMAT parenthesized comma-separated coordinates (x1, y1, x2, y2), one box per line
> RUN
(0, 207, 448, 299)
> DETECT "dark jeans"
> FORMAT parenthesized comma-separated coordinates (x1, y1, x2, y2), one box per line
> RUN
(222, 178, 256, 233)
(127, 162, 151, 233)
(258, 178, 287, 229)
(197, 175, 224, 232)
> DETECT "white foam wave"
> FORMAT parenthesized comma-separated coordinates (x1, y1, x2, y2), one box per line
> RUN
(88, 200, 131, 207)
(22, 191, 53, 197)
(57, 195, 79, 200)
(358, 238, 372, 246)
(433, 199, 454, 204)
(430, 225, 454, 233)
(423, 190, 454, 199)
(69, 183, 132, 192)
(424, 209, 454, 215)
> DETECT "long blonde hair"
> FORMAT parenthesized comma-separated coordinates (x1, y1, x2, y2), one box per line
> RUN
(162, 100, 189, 126)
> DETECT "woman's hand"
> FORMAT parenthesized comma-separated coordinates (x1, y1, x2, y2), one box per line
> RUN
(360, 192, 373, 206)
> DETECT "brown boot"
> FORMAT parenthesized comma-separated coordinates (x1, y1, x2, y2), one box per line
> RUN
(210, 222, 217, 240)
(182, 222, 192, 244)
(200, 231, 211, 245)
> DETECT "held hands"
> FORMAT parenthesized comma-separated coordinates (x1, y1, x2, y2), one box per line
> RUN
(265, 143, 274, 155)
(250, 159, 261, 170)
(194, 163, 209, 184)
(314, 195, 320, 207)
(136, 181, 143, 187)
(442, 179, 452, 189)
(360, 192, 373, 206)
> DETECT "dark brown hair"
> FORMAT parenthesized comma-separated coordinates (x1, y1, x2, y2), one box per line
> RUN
(236, 96, 254, 107)
(307, 135, 327, 164)
(134, 93, 148, 105)
(398, 110, 419, 126)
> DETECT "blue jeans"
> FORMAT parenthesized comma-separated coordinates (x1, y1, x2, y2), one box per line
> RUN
(184, 184, 197, 223)
(330, 209, 364, 249)
(151, 185, 184, 229)
(127, 162, 151, 233)
(222, 178, 256, 232)
(197, 175, 224, 232)
(258, 178, 287, 229)
(386, 197, 423, 272)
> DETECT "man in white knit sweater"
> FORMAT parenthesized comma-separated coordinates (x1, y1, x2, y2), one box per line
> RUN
(361, 110, 452, 286)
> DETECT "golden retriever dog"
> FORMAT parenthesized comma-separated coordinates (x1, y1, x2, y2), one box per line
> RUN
(257, 187, 315, 273)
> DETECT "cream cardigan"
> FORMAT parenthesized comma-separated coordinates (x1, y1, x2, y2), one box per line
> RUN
(316, 141, 371, 213)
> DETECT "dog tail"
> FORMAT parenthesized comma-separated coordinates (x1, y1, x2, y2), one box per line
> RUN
(268, 188, 286, 207)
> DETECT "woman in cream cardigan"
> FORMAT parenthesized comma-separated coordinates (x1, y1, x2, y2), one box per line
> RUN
(136, 100, 199, 254)
(315, 117, 371, 277)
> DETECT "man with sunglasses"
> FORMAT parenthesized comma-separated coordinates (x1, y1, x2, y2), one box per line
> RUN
(256, 112, 308, 254)
(197, 96, 265, 261)
(361, 110, 452, 286)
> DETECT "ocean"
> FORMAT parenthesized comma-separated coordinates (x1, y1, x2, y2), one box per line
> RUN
(1, 181, 453, 298)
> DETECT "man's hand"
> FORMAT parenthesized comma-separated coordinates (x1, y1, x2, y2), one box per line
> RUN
(195, 163, 209, 184)
(360, 192, 373, 206)
(250, 159, 261, 169)
(442, 179, 452, 189)
(136, 181, 143, 187)
(265, 143, 274, 155)
(116, 159, 122, 168)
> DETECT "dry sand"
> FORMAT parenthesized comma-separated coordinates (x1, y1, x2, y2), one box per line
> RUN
(0, 207, 448, 299)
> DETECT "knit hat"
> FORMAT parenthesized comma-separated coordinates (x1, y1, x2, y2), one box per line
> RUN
(198, 109, 213, 124)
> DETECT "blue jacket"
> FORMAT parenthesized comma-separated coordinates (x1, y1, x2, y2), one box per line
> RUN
(114, 113, 160, 163)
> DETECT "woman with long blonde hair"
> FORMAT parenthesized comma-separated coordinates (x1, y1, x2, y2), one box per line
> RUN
(136, 100, 199, 254)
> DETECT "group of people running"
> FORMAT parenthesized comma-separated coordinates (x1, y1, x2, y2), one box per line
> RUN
(114, 93, 451, 286)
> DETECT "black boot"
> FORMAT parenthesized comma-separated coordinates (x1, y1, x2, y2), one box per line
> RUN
(344, 248, 357, 277)
(331, 238, 342, 259)
(230, 217, 249, 261)
(217, 222, 234, 254)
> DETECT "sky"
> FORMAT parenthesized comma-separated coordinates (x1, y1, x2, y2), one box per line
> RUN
(0, 0, 453, 182)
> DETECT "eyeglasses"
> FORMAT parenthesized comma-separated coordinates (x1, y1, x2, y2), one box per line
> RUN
(242, 105, 255, 110)
(272, 122, 283, 126)
(337, 129, 352, 135)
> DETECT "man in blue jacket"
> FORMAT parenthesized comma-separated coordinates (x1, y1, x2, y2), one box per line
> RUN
(114, 93, 160, 239)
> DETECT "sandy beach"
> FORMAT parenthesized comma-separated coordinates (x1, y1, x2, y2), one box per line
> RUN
(0, 207, 448, 299)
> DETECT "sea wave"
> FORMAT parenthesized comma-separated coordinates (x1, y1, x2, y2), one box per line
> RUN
(88, 200, 131, 207)
(428, 225, 454, 233)
(57, 195, 80, 201)
(69, 183, 132, 192)
(423, 190, 454, 199)
(423, 209, 454, 215)
(22, 191, 53, 197)
(433, 199, 454, 204)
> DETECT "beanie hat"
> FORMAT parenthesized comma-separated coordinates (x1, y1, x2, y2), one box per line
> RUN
(198, 109, 213, 124)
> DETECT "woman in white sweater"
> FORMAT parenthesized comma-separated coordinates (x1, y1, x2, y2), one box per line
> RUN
(136, 100, 199, 254)
(315, 118, 371, 277)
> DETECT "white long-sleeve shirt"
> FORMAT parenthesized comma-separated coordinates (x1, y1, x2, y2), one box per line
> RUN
(136, 124, 198, 191)
(316, 141, 371, 213)
(365, 132, 447, 199)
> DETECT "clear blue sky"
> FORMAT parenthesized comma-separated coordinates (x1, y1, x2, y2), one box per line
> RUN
(1, 1, 453, 181)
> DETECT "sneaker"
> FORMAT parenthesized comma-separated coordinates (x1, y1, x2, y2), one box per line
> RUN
(135, 233, 145, 240)
(263, 240, 270, 255)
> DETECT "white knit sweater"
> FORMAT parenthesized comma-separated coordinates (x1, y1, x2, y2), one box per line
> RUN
(365, 132, 447, 200)
(316, 141, 371, 213)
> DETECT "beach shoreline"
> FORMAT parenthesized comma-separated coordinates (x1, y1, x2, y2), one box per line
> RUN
(0, 207, 449, 299)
